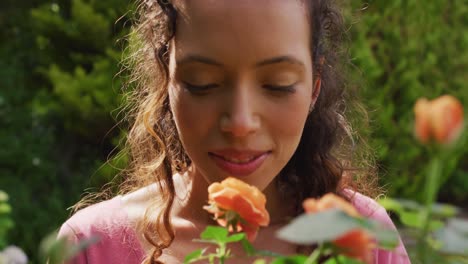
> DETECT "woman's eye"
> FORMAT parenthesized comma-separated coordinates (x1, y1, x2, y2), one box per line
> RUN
(263, 84, 296, 94)
(182, 81, 218, 95)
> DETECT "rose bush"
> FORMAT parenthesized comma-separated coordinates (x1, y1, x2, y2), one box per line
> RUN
(188, 179, 397, 264)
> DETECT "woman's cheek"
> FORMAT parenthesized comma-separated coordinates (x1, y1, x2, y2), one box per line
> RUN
(171, 91, 218, 147)
(270, 96, 310, 137)
(170, 88, 197, 145)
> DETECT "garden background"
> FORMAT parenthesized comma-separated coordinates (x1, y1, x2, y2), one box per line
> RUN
(1, 0, 467, 262)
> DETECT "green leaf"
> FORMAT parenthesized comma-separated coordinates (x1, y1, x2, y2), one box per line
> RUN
(435, 218, 468, 255)
(324, 255, 365, 264)
(277, 209, 361, 244)
(399, 211, 443, 230)
(183, 249, 205, 264)
(200, 226, 229, 243)
(277, 209, 399, 250)
(355, 218, 399, 250)
(378, 197, 405, 213)
(373, 229, 399, 250)
(40, 230, 100, 264)
(225, 233, 245, 243)
(271, 255, 308, 264)
(431, 203, 459, 218)
(379, 198, 459, 219)
(389, 198, 422, 211)
(65, 236, 101, 261)
(240, 237, 256, 256)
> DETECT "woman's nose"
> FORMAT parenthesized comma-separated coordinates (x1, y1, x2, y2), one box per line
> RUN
(219, 88, 260, 137)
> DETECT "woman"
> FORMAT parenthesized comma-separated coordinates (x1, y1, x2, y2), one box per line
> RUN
(59, 0, 410, 263)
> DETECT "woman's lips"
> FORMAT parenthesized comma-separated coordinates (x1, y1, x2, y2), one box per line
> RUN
(208, 150, 270, 177)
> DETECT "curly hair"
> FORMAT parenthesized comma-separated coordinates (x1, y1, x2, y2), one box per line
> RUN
(117, 0, 379, 263)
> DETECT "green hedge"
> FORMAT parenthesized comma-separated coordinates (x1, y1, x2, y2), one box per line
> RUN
(0, 0, 130, 261)
(347, 0, 467, 202)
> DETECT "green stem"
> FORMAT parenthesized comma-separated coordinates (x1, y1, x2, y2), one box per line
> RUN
(419, 155, 442, 263)
(305, 243, 324, 264)
(333, 255, 343, 264)
(218, 242, 226, 264)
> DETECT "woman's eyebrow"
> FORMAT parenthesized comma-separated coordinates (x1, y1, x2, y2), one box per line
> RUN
(177, 55, 223, 67)
(176, 54, 305, 68)
(255, 56, 305, 68)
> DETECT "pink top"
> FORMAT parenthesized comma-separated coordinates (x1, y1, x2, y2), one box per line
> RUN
(58, 192, 410, 263)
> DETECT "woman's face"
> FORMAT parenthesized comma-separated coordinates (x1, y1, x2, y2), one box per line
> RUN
(169, 0, 318, 191)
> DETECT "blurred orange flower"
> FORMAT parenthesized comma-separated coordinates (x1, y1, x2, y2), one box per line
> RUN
(303, 193, 360, 217)
(303, 193, 374, 263)
(204, 177, 270, 241)
(334, 229, 374, 264)
(414, 95, 464, 145)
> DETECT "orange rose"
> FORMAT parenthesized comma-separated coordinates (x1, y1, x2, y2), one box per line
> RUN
(414, 95, 464, 145)
(334, 229, 374, 264)
(303, 193, 374, 263)
(302, 193, 360, 218)
(204, 177, 270, 241)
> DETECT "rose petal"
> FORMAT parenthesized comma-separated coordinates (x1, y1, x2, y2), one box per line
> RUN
(303, 193, 360, 218)
(414, 98, 432, 143)
(334, 229, 375, 264)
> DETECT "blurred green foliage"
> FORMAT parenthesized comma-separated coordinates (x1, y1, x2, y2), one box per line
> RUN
(0, 191, 14, 249)
(0, 0, 131, 261)
(347, 1, 467, 202)
(0, 0, 466, 262)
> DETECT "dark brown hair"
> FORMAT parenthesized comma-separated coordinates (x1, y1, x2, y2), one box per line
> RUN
(119, 0, 378, 263)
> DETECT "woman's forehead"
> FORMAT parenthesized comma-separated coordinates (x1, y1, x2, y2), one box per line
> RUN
(174, 0, 308, 27)
(174, 0, 307, 15)
(171, 0, 312, 69)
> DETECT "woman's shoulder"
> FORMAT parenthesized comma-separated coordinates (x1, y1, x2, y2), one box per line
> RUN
(58, 196, 145, 263)
(59, 196, 127, 235)
(346, 191, 391, 224)
(60, 183, 159, 233)
(344, 190, 411, 263)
